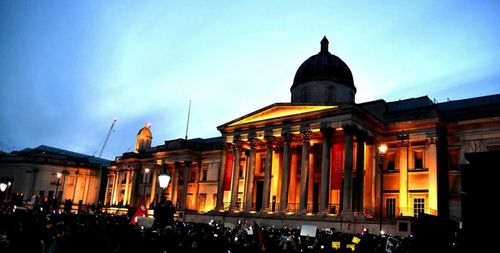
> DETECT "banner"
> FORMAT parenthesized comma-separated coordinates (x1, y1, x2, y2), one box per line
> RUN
(223, 152, 234, 191)
(331, 142, 344, 190)
(130, 197, 147, 224)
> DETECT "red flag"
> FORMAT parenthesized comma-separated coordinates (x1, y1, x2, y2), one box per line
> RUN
(131, 197, 147, 224)
(254, 221, 265, 253)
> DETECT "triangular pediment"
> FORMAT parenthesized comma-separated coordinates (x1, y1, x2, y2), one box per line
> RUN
(227, 104, 337, 127)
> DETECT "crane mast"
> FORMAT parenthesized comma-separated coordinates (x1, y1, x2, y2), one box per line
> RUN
(96, 118, 117, 158)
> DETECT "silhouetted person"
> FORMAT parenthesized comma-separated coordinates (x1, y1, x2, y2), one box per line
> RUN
(154, 196, 176, 230)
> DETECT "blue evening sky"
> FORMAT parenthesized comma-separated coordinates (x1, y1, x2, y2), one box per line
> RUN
(1, 1, 499, 160)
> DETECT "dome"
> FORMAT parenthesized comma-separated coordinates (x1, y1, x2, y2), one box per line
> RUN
(291, 36, 355, 91)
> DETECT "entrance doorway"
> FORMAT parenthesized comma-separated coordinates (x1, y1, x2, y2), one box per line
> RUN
(256, 181, 263, 211)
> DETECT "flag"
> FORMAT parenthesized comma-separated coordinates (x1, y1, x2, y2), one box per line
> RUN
(131, 197, 147, 224)
(254, 221, 265, 253)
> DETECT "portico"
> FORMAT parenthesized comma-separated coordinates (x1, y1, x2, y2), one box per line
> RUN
(216, 103, 380, 217)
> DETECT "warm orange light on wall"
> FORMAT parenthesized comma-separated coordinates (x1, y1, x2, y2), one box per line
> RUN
(229, 105, 336, 126)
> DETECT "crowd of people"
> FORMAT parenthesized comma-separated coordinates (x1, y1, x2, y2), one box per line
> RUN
(0, 203, 457, 253)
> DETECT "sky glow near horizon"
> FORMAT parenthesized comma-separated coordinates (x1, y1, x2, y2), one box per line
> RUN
(1, 1, 499, 159)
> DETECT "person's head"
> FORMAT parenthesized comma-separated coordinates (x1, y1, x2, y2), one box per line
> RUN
(159, 195, 167, 204)
(166, 200, 173, 207)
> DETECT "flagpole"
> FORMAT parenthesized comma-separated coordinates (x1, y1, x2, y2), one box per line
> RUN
(185, 100, 191, 140)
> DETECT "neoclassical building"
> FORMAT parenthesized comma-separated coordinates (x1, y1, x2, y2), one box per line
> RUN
(104, 124, 222, 212)
(215, 37, 500, 222)
(105, 37, 500, 233)
(0, 145, 110, 210)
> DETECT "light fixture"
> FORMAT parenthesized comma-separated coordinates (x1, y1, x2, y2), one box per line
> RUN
(0, 183, 7, 192)
(144, 168, 150, 174)
(57, 172, 62, 179)
(158, 173, 171, 189)
(378, 144, 388, 155)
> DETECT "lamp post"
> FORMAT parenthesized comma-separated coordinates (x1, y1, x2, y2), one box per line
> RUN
(158, 172, 171, 200)
(54, 172, 62, 209)
(143, 168, 150, 201)
(0, 181, 9, 205)
(378, 144, 387, 234)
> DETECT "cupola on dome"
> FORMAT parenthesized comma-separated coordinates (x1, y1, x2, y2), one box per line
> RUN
(291, 36, 356, 104)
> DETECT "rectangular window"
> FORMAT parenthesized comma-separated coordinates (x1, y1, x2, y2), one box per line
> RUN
(386, 198, 396, 218)
(189, 169, 196, 183)
(201, 167, 208, 181)
(414, 198, 425, 217)
(448, 149, 459, 171)
(386, 153, 395, 171)
(413, 150, 423, 169)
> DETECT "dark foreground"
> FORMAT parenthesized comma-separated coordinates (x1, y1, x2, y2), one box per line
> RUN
(0, 206, 462, 253)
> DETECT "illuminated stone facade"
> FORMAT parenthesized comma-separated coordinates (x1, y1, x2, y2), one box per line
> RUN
(216, 37, 500, 223)
(0, 145, 109, 210)
(106, 37, 500, 232)
(104, 125, 222, 212)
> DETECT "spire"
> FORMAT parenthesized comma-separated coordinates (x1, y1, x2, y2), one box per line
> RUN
(320, 36, 329, 52)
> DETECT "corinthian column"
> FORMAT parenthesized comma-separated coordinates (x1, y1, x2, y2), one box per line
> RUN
(280, 133, 293, 212)
(299, 130, 311, 214)
(181, 161, 192, 210)
(216, 143, 232, 210)
(261, 136, 274, 212)
(355, 132, 366, 213)
(244, 137, 258, 212)
(320, 127, 334, 212)
(230, 141, 243, 210)
(341, 125, 355, 216)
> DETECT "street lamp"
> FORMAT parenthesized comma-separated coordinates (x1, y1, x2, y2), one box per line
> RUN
(0, 181, 9, 204)
(54, 172, 62, 209)
(143, 168, 150, 201)
(0, 183, 7, 192)
(158, 172, 171, 191)
(378, 144, 387, 234)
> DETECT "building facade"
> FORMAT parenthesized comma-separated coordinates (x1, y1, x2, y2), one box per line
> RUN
(216, 37, 500, 221)
(104, 124, 222, 213)
(0, 145, 110, 210)
(105, 37, 500, 229)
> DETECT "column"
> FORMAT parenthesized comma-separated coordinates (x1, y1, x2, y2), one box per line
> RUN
(73, 171, 80, 204)
(244, 138, 258, 212)
(261, 136, 274, 212)
(427, 137, 438, 216)
(375, 143, 383, 217)
(181, 161, 191, 210)
(341, 126, 355, 215)
(356, 132, 366, 213)
(112, 170, 120, 204)
(230, 141, 242, 210)
(129, 169, 139, 206)
(288, 147, 298, 207)
(320, 128, 334, 212)
(171, 163, 180, 206)
(193, 163, 201, 210)
(149, 166, 158, 207)
(279, 133, 293, 212)
(216, 143, 229, 210)
(398, 139, 409, 216)
(299, 131, 311, 214)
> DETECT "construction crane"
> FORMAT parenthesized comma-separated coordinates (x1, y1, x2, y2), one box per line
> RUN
(94, 118, 117, 158)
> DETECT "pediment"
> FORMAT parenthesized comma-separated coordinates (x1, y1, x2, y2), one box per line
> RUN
(226, 103, 337, 127)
